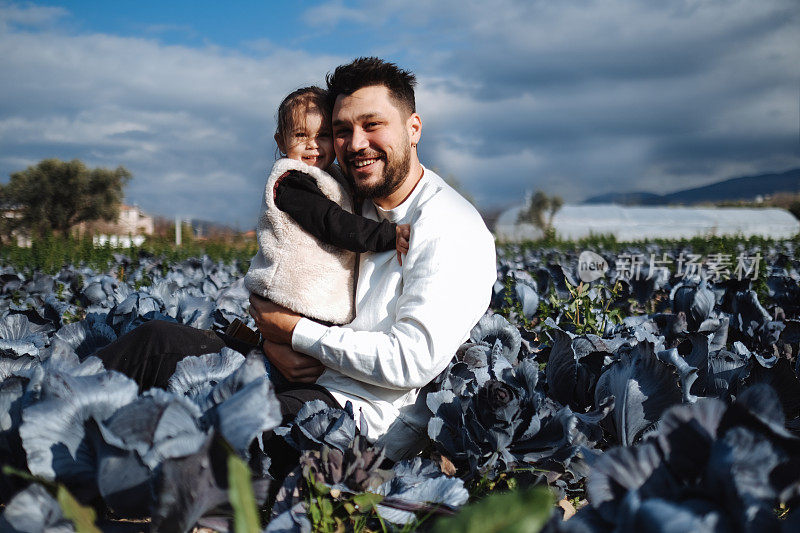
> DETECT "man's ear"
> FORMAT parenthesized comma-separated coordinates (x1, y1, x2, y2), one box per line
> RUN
(274, 132, 286, 155)
(407, 113, 422, 147)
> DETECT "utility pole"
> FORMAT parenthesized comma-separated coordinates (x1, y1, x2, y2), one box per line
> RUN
(175, 215, 182, 246)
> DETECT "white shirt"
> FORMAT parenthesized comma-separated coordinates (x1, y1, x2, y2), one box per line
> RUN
(291, 167, 496, 455)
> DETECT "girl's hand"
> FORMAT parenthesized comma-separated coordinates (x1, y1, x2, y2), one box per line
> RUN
(396, 224, 410, 265)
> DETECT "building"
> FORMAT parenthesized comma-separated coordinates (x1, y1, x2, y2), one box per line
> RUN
(76, 204, 154, 247)
(1, 204, 155, 248)
(0, 206, 32, 247)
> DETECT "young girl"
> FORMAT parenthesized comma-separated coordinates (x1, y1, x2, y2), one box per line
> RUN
(244, 86, 410, 325)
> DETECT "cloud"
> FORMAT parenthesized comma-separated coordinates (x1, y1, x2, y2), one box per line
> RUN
(0, 4, 345, 225)
(0, 1, 68, 30)
(313, 0, 799, 202)
(303, 0, 371, 27)
(1, 0, 798, 227)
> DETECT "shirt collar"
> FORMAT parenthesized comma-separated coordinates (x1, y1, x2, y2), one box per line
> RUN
(374, 166, 428, 223)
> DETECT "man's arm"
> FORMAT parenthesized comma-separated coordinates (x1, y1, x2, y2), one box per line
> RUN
(248, 294, 324, 383)
(249, 195, 496, 390)
(262, 337, 324, 383)
(292, 203, 497, 390)
(248, 293, 299, 345)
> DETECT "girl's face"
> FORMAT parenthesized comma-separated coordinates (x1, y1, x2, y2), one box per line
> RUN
(277, 107, 334, 169)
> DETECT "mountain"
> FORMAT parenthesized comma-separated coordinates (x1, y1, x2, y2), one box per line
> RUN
(581, 191, 662, 205)
(583, 168, 800, 205)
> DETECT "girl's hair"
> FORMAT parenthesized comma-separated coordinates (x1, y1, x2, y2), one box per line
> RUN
(274, 86, 331, 159)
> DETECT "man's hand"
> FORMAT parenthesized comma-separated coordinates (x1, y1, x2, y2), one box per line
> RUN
(248, 293, 302, 345)
(262, 337, 324, 383)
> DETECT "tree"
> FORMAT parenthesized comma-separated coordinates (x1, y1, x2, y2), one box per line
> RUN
(517, 190, 563, 238)
(0, 158, 131, 238)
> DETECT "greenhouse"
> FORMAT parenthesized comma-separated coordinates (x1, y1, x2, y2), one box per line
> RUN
(495, 204, 800, 241)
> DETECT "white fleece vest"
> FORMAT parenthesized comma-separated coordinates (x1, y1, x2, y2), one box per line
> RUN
(244, 158, 356, 324)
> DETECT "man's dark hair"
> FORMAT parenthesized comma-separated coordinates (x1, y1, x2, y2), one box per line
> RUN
(326, 57, 417, 115)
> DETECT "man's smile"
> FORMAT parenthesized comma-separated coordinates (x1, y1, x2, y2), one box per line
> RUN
(353, 157, 381, 168)
(348, 151, 386, 172)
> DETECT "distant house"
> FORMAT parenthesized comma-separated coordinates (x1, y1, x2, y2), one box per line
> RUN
(494, 204, 800, 242)
(2, 203, 155, 248)
(0, 206, 32, 247)
(73, 204, 155, 247)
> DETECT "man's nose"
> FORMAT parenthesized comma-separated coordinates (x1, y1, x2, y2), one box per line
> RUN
(349, 128, 369, 152)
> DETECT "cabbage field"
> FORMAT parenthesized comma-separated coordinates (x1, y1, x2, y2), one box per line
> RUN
(1, 236, 798, 532)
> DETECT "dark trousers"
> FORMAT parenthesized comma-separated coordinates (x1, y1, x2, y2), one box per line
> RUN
(94, 319, 340, 482)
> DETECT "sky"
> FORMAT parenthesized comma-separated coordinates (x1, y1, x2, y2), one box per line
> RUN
(1, 0, 798, 227)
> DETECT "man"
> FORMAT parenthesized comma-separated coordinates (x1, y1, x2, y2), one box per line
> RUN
(96, 57, 495, 462)
(249, 57, 497, 459)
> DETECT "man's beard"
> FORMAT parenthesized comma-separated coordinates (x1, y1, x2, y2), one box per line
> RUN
(348, 137, 410, 199)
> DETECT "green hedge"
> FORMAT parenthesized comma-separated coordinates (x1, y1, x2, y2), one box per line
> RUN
(499, 233, 800, 259)
(0, 233, 258, 275)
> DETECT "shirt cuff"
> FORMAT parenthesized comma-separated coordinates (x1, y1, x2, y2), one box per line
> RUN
(291, 317, 329, 355)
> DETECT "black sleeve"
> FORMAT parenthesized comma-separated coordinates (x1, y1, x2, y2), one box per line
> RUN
(274, 171, 397, 253)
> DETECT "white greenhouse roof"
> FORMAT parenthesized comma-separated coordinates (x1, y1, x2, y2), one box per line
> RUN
(494, 204, 800, 241)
